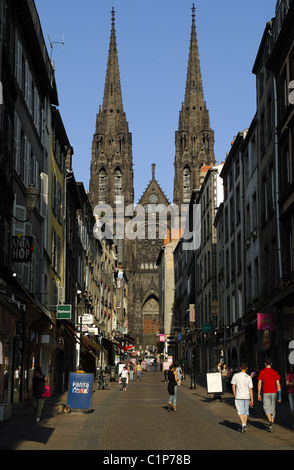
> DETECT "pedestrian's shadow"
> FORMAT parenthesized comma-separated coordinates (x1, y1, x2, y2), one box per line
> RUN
(218, 419, 240, 432)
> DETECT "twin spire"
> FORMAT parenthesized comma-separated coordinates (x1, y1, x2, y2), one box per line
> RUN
(102, 5, 203, 116)
(102, 7, 123, 114)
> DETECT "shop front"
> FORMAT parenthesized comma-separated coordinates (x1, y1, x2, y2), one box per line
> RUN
(0, 299, 17, 421)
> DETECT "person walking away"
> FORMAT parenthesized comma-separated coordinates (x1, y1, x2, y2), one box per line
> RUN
(286, 366, 294, 426)
(258, 358, 281, 432)
(221, 364, 228, 392)
(175, 362, 183, 386)
(120, 366, 128, 391)
(136, 362, 142, 381)
(32, 366, 48, 422)
(231, 363, 253, 433)
(167, 363, 178, 412)
(163, 357, 170, 383)
(129, 360, 134, 381)
(154, 355, 158, 372)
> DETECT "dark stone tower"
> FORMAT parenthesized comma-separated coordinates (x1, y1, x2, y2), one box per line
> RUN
(89, 8, 134, 211)
(173, 4, 215, 206)
(89, 5, 213, 353)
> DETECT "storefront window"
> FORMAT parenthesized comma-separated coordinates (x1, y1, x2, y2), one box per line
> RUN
(0, 335, 13, 404)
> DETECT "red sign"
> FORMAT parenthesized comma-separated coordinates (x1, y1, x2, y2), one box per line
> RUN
(257, 313, 275, 331)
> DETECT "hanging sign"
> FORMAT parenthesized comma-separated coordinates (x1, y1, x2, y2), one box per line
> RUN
(12, 236, 34, 262)
(257, 313, 276, 331)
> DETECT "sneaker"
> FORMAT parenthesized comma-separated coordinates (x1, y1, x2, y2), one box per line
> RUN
(241, 425, 247, 433)
(269, 423, 274, 432)
(36, 417, 40, 422)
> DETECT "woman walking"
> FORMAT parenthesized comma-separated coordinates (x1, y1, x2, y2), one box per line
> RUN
(32, 366, 47, 422)
(167, 363, 178, 412)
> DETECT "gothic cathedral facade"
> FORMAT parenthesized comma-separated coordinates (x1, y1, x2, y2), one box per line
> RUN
(89, 5, 215, 352)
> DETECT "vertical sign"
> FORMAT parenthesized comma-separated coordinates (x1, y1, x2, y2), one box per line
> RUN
(67, 372, 93, 410)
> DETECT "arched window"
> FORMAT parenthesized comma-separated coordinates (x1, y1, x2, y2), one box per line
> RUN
(114, 167, 122, 196)
(183, 166, 191, 203)
(99, 168, 107, 202)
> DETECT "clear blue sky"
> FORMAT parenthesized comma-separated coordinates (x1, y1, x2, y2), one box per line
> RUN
(35, 0, 277, 203)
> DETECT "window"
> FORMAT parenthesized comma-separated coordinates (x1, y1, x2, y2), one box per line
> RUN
(114, 168, 122, 195)
(183, 166, 191, 202)
(99, 168, 107, 202)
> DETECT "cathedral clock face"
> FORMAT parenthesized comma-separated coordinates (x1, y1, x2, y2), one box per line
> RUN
(149, 193, 158, 203)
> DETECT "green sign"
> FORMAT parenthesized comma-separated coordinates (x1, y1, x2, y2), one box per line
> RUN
(57, 304, 71, 319)
(202, 323, 212, 333)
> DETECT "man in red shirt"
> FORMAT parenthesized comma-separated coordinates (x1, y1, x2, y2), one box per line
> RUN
(258, 358, 281, 432)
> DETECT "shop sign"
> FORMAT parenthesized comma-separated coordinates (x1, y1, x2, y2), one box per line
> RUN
(57, 304, 71, 319)
(12, 236, 34, 262)
(67, 372, 93, 410)
(257, 313, 275, 331)
(202, 323, 212, 333)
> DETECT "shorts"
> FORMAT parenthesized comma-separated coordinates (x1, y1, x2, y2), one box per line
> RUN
(263, 393, 277, 418)
(235, 399, 250, 416)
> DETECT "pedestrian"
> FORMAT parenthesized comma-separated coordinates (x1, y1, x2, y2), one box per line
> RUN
(154, 355, 158, 372)
(286, 365, 294, 426)
(258, 358, 281, 432)
(167, 363, 178, 412)
(160, 354, 164, 372)
(231, 363, 253, 433)
(175, 361, 183, 386)
(136, 361, 142, 381)
(221, 363, 228, 392)
(129, 360, 134, 381)
(120, 366, 128, 391)
(163, 357, 170, 383)
(31, 365, 48, 422)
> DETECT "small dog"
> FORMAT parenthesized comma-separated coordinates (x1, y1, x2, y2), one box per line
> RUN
(58, 403, 71, 414)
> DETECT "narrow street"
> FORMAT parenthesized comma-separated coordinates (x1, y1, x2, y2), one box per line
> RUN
(1, 369, 293, 456)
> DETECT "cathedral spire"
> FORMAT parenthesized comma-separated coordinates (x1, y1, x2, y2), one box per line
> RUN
(102, 7, 124, 113)
(173, 3, 215, 205)
(90, 7, 134, 209)
(183, 3, 205, 110)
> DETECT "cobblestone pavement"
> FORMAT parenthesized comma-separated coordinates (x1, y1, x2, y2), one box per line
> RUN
(1, 370, 293, 457)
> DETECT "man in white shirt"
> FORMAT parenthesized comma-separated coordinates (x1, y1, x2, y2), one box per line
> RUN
(231, 363, 254, 433)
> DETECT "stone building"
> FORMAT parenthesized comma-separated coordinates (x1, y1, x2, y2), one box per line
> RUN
(89, 5, 214, 352)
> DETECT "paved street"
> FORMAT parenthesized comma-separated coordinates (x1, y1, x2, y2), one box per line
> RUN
(1, 369, 293, 456)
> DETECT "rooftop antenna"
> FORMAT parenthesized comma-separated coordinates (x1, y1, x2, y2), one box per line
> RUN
(48, 34, 65, 63)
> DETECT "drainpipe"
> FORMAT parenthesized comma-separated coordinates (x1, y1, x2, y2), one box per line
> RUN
(273, 77, 283, 282)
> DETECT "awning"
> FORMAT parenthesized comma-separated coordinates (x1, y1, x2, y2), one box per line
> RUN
(83, 335, 102, 351)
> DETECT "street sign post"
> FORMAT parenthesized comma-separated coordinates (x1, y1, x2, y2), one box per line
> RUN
(57, 304, 71, 320)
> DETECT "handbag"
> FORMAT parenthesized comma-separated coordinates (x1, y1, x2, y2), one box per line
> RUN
(42, 385, 51, 398)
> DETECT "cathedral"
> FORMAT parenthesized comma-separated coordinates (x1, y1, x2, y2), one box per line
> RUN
(89, 4, 215, 352)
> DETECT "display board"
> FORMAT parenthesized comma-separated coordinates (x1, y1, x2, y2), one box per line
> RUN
(67, 372, 93, 410)
(206, 372, 222, 394)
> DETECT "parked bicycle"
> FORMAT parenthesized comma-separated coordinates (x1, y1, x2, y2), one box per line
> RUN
(93, 370, 111, 390)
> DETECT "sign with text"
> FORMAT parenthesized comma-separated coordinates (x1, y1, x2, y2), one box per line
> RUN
(12, 236, 34, 262)
(57, 304, 72, 320)
(67, 372, 93, 410)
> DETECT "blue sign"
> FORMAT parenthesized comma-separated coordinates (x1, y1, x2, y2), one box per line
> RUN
(67, 372, 94, 410)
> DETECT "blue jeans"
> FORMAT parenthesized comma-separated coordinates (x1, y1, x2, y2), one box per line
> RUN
(168, 385, 178, 406)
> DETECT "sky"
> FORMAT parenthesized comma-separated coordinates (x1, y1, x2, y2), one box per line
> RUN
(35, 0, 277, 203)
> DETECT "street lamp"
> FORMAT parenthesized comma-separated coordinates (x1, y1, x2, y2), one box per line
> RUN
(12, 185, 39, 222)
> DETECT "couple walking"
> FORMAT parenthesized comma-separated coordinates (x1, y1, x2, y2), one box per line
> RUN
(231, 359, 281, 433)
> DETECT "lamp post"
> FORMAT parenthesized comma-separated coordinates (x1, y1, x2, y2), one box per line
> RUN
(12, 184, 39, 222)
